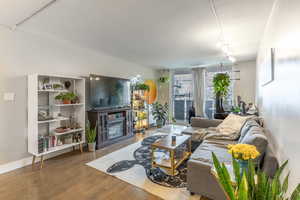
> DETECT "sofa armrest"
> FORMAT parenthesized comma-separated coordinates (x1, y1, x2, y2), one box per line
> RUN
(261, 148, 278, 178)
(191, 117, 223, 128)
(187, 159, 227, 200)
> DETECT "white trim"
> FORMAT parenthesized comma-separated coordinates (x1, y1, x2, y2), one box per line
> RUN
(0, 148, 73, 175)
(0, 157, 34, 174)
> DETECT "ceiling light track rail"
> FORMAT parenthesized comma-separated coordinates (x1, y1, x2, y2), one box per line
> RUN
(16, 0, 58, 27)
(209, 0, 237, 63)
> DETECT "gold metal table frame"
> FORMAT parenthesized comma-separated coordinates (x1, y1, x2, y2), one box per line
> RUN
(151, 135, 191, 176)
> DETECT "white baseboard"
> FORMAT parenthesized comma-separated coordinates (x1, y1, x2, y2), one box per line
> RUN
(0, 148, 74, 175)
(0, 156, 34, 174)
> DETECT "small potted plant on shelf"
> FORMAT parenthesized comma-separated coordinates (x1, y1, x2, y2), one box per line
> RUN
(86, 120, 97, 152)
(134, 83, 150, 91)
(151, 102, 168, 128)
(55, 92, 78, 104)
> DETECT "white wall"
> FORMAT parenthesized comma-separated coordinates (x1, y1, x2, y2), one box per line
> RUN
(0, 28, 155, 165)
(256, 0, 300, 193)
(233, 60, 256, 104)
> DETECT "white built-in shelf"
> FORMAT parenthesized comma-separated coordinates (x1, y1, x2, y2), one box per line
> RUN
(38, 117, 69, 124)
(54, 103, 84, 107)
(38, 89, 69, 93)
(36, 141, 84, 156)
(52, 128, 83, 136)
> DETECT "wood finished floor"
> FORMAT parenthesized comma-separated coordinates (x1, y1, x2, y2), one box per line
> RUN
(0, 131, 163, 200)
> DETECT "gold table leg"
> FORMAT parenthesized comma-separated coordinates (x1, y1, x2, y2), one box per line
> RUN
(151, 146, 156, 168)
(40, 155, 44, 169)
(79, 143, 83, 153)
(32, 155, 36, 167)
(170, 150, 175, 176)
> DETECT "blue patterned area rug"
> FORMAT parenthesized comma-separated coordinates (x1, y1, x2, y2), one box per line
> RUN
(87, 133, 201, 200)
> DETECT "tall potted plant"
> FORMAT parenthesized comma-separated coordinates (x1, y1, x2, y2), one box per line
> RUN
(213, 73, 230, 114)
(151, 102, 168, 128)
(86, 120, 97, 152)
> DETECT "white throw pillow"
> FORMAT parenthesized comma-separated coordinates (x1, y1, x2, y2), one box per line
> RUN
(216, 114, 253, 135)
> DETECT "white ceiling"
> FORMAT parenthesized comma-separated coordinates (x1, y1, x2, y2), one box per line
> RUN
(0, 0, 274, 68)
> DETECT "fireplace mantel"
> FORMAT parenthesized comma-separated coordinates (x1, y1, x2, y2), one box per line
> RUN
(87, 107, 133, 149)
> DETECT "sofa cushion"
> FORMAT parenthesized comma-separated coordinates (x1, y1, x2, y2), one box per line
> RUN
(238, 119, 261, 143)
(182, 127, 200, 135)
(216, 114, 254, 136)
(190, 140, 232, 165)
(240, 126, 268, 163)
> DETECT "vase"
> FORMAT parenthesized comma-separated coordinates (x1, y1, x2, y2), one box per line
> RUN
(88, 143, 96, 152)
(63, 99, 71, 104)
(156, 119, 163, 128)
(238, 160, 249, 176)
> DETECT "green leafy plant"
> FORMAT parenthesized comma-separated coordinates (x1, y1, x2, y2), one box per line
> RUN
(158, 76, 169, 83)
(52, 83, 63, 90)
(86, 120, 97, 143)
(134, 83, 150, 91)
(213, 73, 231, 98)
(231, 106, 242, 114)
(213, 73, 231, 113)
(151, 102, 168, 127)
(55, 92, 77, 101)
(136, 83, 150, 91)
(212, 152, 300, 200)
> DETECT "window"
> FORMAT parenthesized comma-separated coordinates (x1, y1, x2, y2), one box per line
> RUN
(172, 71, 193, 123)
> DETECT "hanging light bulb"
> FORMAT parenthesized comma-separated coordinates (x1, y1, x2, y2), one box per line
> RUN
(228, 56, 236, 63)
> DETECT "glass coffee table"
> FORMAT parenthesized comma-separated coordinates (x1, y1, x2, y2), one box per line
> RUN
(151, 134, 191, 176)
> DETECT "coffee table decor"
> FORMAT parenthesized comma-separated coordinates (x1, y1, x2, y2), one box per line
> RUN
(106, 134, 199, 188)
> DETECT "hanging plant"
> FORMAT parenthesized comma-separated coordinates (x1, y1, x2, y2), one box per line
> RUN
(213, 73, 230, 114)
(158, 76, 169, 83)
(213, 73, 231, 98)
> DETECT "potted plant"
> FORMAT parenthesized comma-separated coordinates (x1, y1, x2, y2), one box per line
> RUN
(212, 146, 300, 200)
(151, 102, 168, 128)
(213, 73, 230, 114)
(86, 120, 97, 152)
(158, 76, 169, 83)
(55, 92, 78, 104)
(135, 83, 150, 91)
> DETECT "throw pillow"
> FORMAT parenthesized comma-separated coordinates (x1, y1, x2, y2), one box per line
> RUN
(216, 113, 254, 135)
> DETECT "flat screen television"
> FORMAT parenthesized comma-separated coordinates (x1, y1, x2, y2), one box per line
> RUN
(89, 75, 131, 109)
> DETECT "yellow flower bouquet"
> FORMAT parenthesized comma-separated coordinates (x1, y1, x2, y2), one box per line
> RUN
(228, 144, 260, 161)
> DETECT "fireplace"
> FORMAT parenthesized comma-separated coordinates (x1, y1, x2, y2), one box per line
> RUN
(107, 119, 125, 140)
(88, 107, 133, 149)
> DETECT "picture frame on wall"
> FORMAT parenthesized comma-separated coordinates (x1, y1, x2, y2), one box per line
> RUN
(262, 48, 275, 86)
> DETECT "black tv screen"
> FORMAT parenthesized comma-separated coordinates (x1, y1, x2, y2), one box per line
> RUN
(90, 75, 131, 109)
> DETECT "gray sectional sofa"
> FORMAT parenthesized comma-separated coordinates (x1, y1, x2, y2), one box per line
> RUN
(182, 117, 278, 200)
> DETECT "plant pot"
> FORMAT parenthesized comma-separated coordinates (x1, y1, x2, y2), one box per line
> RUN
(156, 119, 163, 128)
(63, 99, 71, 104)
(238, 160, 249, 176)
(88, 142, 96, 152)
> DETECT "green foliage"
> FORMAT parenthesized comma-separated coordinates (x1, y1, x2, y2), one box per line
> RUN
(158, 76, 169, 83)
(86, 120, 97, 143)
(55, 92, 77, 101)
(151, 102, 168, 123)
(134, 83, 150, 91)
(212, 152, 300, 200)
(232, 106, 242, 113)
(213, 73, 231, 98)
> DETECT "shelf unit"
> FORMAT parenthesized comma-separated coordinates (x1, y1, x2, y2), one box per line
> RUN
(132, 90, 149, 133)
(28, 74, 85, 168)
